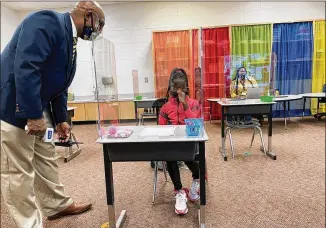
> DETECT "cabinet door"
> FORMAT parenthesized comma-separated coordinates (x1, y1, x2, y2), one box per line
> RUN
(119, 101, 135, 120)
(67, 103, 86, 121)
(99, 103, 120, 121)
(85, 103, 98, 121)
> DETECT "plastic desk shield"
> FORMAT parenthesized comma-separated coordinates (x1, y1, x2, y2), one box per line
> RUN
(91, 36, 121, 139)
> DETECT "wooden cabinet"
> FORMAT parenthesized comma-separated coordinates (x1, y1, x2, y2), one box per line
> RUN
(84, 103, 98, 121)
(67, 103, 86, 121)
(68, 101, 136, 121)
(119, 101, 135, 120)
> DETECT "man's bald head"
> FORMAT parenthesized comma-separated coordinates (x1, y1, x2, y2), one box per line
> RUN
(73, 1, 105, 20)
(70, 1, 105, 39)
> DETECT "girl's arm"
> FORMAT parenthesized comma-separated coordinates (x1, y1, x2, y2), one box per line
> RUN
(230, 81, 237, 98)
(158, 105, 169, 125)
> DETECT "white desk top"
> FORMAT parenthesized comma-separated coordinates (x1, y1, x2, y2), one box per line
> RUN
(96, 125, 209, 144)
(274, 94, 303, 102)
(133, 98, 158, 102)
(207, 98, 221, 102)
(218, 98, 275, 106)
(300, 92, 325, 98)
(68, 107, 77, 111)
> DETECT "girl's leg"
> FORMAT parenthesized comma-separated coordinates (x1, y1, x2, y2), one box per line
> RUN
(183, 161, 199, 180)
(166, 161, 183, 190)
(166, 161, 188, 215)
(184, 161, 200, 201)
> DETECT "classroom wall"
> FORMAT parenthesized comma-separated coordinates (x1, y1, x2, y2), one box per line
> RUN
(14, 2, 326, 98)
(1, 5, 20, 52)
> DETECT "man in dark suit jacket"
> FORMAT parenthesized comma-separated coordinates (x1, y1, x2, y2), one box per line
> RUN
(0, 2, 105, 227)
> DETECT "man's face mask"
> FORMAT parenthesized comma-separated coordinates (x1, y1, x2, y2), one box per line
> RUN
(81, 12, 105, 41)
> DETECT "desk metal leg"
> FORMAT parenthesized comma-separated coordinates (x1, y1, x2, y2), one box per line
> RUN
(288, 101, 291, 121)
(103, 144, 127, 228)
(219, 106, 227, 161)
(265, 106, 276, 160)
(283, 101, 287, 129)
(134, 103, 139, 126)
(198, 142, 206, 228)
(209, 102, 212, 123)
(302, 97, 306, 121)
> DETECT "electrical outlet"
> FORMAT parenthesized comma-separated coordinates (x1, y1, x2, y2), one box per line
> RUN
(145, 77, 148, 83)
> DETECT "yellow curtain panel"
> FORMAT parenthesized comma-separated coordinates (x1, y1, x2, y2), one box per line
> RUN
(311, 21, 326, 114)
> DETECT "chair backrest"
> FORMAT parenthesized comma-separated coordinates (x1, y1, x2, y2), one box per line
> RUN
(154, 98, 167, 109)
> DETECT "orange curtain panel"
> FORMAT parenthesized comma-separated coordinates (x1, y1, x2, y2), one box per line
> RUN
(153, 30, 192, 98)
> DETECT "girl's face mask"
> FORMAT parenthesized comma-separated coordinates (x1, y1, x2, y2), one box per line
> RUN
(238, 69, 247, 79)
(170, 79, 188, 97)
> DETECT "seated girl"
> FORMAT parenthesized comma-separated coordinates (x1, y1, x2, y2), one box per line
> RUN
(229, 66, 262, 125)
(159, 68, 201, 215)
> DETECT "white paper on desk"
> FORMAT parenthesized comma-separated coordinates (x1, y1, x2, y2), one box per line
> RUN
(139, 127, 176, 137)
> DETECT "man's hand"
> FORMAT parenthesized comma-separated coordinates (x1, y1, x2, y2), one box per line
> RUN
(26, 118, 47, 137)
(56, 122, 70, 142)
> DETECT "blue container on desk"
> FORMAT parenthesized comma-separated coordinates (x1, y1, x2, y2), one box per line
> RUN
(185, 118, 204, 137)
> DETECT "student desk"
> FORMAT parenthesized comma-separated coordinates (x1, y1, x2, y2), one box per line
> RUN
(300, 93, 326, 119)
(217, 99, 276, 161)
(133, 98, 158, 125)
(97, 125, 209, 228)
(207, 98, 221, 123)
(274, 94, 303, 129)
(67, 106, 76, 127)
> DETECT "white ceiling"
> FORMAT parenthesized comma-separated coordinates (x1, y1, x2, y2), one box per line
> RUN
(1, 0, 323, 11)
(1, 1, 120, 11)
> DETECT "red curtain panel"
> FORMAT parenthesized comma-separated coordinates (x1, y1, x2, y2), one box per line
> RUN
(202, 27, 230, 120)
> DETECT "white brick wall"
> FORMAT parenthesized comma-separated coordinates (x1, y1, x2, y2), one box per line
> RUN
(1, 5, 19, 52)
(10, 2, 326, 97)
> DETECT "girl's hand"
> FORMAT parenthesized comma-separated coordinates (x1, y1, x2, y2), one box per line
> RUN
(177, 90, 186, 103)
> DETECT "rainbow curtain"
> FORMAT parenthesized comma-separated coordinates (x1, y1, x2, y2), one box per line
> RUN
(152, 21, 324, 119)
(311, 21, 326, 114)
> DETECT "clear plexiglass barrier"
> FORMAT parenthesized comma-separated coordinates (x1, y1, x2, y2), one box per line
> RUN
(91, 32, 206, 139)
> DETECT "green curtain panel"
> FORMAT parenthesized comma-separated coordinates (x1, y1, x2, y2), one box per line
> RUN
(231, 24, 272, 87)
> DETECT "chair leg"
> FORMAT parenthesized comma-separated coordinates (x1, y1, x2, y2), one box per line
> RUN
(162, 161, 168, 182)
(152, 161, 159, 205)
(205, 162, 208, 184)
(223, 127, 229, 147)
(250, 128, 256, 147)
(256, 127, 267, 156)
(138, 115, 141, 126)
(228, 128, 235, 158)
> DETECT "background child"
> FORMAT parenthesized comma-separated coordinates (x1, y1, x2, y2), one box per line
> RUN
(159, 68, 201, 215)
(229, 66, 264, 125)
